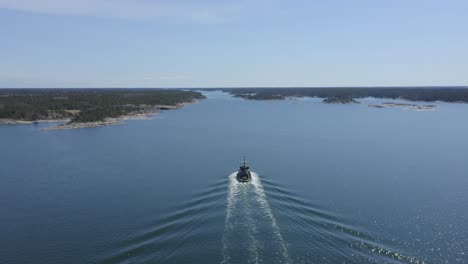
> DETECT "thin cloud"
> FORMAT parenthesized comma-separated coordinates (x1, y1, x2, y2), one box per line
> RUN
(0, 0, 256, 23)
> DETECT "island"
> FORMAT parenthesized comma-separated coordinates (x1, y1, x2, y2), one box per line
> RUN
(322, 96, 360, 104)
(223, 87, 468, 104)
(0, 89, 205, 130)
(368, 102, 437, 111)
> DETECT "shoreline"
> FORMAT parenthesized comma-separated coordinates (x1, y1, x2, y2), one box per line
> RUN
(0, 119, 70, 125)
(0, 103, 191, 131)
(41, 111, 157, 131)
(41, 103, 187, 131)
(0, 97, 440, 130)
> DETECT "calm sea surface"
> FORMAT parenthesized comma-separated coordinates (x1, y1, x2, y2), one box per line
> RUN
(1, 91, 467, 264)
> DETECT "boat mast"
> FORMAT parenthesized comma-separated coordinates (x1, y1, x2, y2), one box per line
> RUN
(243, 154, 246, 167)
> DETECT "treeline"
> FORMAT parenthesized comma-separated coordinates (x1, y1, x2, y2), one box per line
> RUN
(0, 89, 205, 123)
(223, 87, 468, 103)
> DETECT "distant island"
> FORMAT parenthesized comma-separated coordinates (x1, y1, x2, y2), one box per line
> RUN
(224, 87, 468, 103)
(368, 102, 437, 111)
(2, 87, 467, 130)
(322, 96, 360, 104)
(0, 89, 205, 130)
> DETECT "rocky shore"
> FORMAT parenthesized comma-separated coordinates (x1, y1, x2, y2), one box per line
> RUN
(368, 102, 437, 111)
(0, 103, 190, 131)
(40, 104, 185, 131)
(0, 119, 69, 125)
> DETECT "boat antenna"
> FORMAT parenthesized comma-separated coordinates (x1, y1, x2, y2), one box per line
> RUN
(243, 154, 246, 167)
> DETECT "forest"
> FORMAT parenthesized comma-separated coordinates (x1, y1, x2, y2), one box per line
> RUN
(0, 89, 204, 123)
(224, 87, 468, 103)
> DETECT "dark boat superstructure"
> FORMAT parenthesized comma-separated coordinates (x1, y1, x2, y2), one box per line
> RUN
(236, 157, 252, 182)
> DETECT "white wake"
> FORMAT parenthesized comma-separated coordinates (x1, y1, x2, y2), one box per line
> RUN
(222, 172, 290, 264)
(224, 173, 240, 230)
(251, 172, 291, 264)
(221, 173, 241, 264)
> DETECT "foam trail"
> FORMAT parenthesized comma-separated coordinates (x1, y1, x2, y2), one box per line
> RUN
(222, 173, 260, 264)
(244, 190, 260, 264)
(251, 172, 291, 264)
(225, 173, 242, 229)
(221, 173, 240, 264)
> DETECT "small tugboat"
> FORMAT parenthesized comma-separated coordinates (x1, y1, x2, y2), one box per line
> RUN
(236, 156, 252, 182)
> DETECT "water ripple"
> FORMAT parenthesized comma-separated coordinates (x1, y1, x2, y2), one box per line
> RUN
(98, 172, 428, 264)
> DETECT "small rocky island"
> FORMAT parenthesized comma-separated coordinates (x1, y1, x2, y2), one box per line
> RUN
(368, 102, 438, 111)
(0, 89, 205, 130)
(322, 96, 360, 104)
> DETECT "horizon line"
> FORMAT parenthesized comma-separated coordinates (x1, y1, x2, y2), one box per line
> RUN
(1, 85, 468, 90)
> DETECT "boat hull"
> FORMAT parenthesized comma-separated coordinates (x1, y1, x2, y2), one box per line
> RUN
(236, 171, 252, 182)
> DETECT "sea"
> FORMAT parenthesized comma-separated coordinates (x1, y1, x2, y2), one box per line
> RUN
(1, 91, 467, 263)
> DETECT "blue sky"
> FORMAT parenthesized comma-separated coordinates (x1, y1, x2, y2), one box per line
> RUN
(0, 0, 467, 88)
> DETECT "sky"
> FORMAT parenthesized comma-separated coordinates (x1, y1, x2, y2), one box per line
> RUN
(0, 0, 467, 88)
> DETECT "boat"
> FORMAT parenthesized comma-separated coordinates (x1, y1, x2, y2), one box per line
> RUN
(236, 156, 252, 182)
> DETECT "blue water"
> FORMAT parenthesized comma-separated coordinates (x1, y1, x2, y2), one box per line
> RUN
(1, 91, 467, 263)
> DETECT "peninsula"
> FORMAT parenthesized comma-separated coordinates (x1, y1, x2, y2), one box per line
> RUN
(0, 89, 205, 129)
